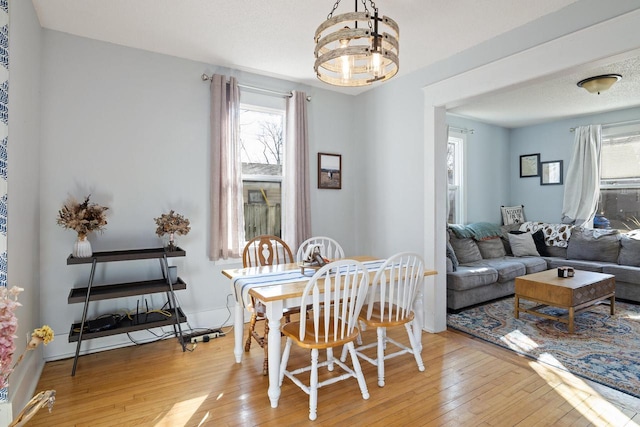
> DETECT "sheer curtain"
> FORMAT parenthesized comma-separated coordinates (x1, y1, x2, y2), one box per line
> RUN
(561, 124, 602, 227)
(209, 74, 245, 260)
(283, 91, 311, 251)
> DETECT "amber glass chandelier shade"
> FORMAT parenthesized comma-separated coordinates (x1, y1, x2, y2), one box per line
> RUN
(577, 74, 622, 94)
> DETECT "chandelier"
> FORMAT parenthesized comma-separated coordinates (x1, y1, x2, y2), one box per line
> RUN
(314, 0, 399, 87)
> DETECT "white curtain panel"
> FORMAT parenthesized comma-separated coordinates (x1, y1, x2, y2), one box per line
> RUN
(283, 91, 311, 251)
(0, 1, 8, 288)
(561, 124, 602, 227)
(209, 74, 244, 260)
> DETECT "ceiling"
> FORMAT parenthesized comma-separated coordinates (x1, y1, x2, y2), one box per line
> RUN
(31, 0, 640, 128)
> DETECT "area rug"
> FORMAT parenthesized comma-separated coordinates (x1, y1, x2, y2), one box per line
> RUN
(447, 297, 640, 398)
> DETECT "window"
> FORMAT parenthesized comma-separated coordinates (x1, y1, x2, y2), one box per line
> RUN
(239, 105, 285, 240)
(597, 124, 640, 231)
(447, 131, 465, 224)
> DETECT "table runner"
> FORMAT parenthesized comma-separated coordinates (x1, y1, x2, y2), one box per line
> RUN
(233, 259, 386, 307)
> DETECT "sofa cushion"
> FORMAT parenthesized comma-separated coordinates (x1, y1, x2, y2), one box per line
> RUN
(567, 227, 620, 263)
(446, 240, 459, 271)
(470, 259, 526, 283)
(508, 232, 540, 257)
(603, 264, 640, 285)
(449, 236, 482, 264)
(447, 266, 499, 291)
(618, 234, 640, 267)
(477, 237, 506, 259)
(545, 257, 612, 272)
(531, 229, 550, 256)
(508, 256, 547, 274)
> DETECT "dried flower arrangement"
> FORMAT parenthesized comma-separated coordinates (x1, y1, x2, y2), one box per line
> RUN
(154, 210, 191, 250)
(1, 286, 55, 389)
(56, 195, 109, 238)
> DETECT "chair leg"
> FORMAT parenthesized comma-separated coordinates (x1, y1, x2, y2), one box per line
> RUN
(244, 312, 257, 352)
(405, 322, 425, 371)
(347, 342, 370, 400)
(377, 327, 386, 387)
(309, 348, 319, 421)
(262, 319, 270, 375)
(279, 338, 292, 386)
(326, 348, 334, 371)
(339, 344, 348, 362)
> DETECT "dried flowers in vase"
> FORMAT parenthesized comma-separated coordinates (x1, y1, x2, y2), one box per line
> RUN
(56, 195, 109, 239)
(154, 210, 191, 251)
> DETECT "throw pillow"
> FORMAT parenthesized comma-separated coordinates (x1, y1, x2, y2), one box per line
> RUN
(508, 232, 540, 257)
(477, 237, 507, 259)
(501, 205, 525, 225)
(449, 236, 482, 264)
(446, 240, 459, 271)
(619, 234, 640, 267)
(531, 229, 550, 256)
(567, 227, 620, 263)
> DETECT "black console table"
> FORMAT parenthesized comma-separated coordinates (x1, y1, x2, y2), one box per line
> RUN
(67, 247, 188, 375)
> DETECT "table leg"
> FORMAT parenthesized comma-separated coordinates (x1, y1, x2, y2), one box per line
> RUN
(412, 287, 424, 351)
(610, 296, 615, 315)
(234, 301, 244, 363)
(266, 300, 284, 408)
(568, 307, 575, 333)
(514, 295, 520, 319)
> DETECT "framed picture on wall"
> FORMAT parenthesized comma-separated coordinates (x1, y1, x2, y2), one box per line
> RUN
(519, 153, 540, 178)
(318, 153, 342, 189)
(540, 160, 563, 185)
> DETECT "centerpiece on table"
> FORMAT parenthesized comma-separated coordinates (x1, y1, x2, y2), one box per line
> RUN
(56, 195, 109, 258)
(154, 210, 190, 251)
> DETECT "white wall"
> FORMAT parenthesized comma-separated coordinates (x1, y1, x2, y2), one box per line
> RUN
(6, 0, 43, 417)
(38, 30, 357, 361)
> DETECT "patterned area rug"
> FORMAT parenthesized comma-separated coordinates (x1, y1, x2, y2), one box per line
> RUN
(447, 297, 640, 398)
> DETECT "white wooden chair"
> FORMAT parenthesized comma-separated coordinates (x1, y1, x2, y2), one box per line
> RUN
(296, 236, 345, 263)
(345, 252, 426, 387)
(279, 259, 370, 421)
(242, 235, 296, 375)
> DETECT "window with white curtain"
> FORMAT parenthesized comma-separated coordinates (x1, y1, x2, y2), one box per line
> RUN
(597, 123, 640, 231)
(239, 104, 286, 240)
(447, 131, 466, 224)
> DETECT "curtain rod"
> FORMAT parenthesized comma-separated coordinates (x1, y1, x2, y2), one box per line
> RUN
(201, 74, 311, 102)
(449, 126, 475, 134)
(569, 118, 640, 132)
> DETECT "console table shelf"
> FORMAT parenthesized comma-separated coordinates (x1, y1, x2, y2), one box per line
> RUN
(66, 246, 188, 376)
(68, 307, 187, 342)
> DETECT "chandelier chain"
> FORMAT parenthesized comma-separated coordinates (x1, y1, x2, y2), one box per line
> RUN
(327, 0, 342, 20)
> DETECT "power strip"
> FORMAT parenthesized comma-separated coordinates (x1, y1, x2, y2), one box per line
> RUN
(190, 331, 225, 343)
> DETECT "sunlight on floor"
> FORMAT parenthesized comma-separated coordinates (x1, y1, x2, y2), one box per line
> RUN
(500, 329, 539, 352)
(154, 394, 208, 426)
(529, 356, 639, 426)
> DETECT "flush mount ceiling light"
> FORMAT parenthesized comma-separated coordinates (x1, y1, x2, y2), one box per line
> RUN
(314, 0, 399, 87)
(577, 74, 622, 95)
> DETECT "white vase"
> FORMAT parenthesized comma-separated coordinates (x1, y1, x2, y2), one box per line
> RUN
(73, 234, 93, 258)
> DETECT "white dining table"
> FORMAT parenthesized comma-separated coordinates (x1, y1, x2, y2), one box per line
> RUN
(221, 256, 436, 408)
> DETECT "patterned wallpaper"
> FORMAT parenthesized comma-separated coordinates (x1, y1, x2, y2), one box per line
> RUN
(0, 0, 7, 288)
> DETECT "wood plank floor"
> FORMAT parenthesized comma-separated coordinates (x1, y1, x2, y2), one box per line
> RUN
(27, 324, 640, 426)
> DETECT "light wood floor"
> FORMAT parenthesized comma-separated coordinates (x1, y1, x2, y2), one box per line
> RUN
(27, 323, 640, 426)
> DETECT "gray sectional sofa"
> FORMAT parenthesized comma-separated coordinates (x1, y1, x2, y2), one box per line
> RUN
(446, 221, 640, 312)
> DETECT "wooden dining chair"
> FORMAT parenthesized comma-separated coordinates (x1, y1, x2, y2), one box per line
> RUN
(296, 236, 345, 262)
(345, 252, 426, 387)
(279, 259, 370, 421)
(242, 234, 296, 375)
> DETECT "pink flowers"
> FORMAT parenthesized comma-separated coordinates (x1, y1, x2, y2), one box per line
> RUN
(1, 286, 23, 388)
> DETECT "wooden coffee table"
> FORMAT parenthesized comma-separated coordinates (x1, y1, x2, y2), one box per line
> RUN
(514, 269, 615, 333)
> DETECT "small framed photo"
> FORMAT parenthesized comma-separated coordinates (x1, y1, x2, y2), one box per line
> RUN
(248, 189, 266, 204)
(540, 160, 563, 185)
(318, 153, 342, 189)
(520, 153, 540, 178)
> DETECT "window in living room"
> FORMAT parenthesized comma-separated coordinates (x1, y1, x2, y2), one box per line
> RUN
(597, 123, 640, 231)
(239, 104, 285, 240)
(447, 130, 465, 224)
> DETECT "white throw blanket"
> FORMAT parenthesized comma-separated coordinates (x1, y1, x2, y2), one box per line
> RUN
(519, 221, 574, 248)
